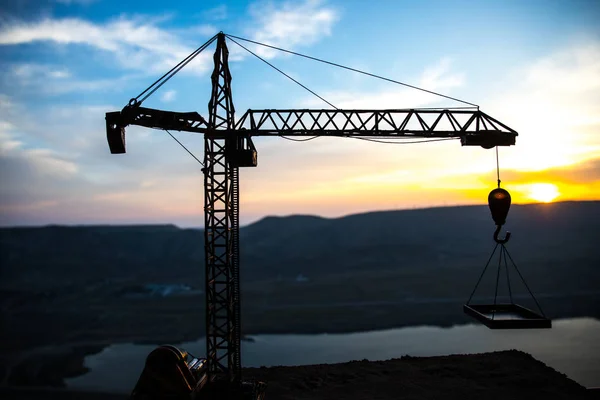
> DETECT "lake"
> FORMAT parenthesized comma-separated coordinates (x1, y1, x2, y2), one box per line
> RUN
(67, 317, 600, 393)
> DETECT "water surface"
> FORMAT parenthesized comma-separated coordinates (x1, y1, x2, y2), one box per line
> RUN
(67, 317, 600, 393)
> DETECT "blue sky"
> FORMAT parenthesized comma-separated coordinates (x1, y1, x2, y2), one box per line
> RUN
(1, 0, 599, 227)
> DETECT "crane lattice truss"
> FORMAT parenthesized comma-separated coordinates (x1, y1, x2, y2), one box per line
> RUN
(119, 106, 515, 142)
(105, 33, 517, 385)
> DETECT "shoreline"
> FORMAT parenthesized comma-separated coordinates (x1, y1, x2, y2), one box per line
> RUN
(4, 316, 599, 391)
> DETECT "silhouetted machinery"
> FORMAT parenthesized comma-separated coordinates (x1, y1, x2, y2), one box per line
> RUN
(131, 345, 265, 399)
(106, 32, 521, 398)
(131, 346, 208, 398)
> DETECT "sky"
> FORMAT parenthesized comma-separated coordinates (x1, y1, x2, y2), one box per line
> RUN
(0, 0, 599, 227)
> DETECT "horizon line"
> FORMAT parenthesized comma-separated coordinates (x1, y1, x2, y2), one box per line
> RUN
(1, 200, 597, 230)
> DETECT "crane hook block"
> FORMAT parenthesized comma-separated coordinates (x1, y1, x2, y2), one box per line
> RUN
(488, 187, 511, 226)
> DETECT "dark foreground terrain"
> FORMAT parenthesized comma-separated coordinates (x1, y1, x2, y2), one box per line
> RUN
(0, 202, 598, 391)
(246, 350, 593, 400)
(0, 351, 595, 400)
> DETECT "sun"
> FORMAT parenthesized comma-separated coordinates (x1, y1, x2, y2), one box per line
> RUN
(527, 183, 560, 203)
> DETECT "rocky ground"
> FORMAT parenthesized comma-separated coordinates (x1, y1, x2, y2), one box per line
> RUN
(245, 350, 594, 400)
(0, 350, 595, 399)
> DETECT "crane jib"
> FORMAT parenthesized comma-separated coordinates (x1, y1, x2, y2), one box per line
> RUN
(106, 107, 517, 155)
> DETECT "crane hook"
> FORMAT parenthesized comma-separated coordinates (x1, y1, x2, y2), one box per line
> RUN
(493, 225, 511, 244)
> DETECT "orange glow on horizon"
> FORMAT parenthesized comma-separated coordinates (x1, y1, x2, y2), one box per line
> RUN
(241, 167, 599, 219)
(525, 183, 560, 203)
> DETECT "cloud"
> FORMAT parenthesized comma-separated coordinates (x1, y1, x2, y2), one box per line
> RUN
(0, 1, 339, 76)
(0, 116, 81, 224)
(290, 41, 600, 187)
(299, 57, 465, 109)
(0, 93, 210, 226)
(2, 6, 597, 226)
(419, 58, 465, 90)
(0, 129, 22, 153)
(202, 5, 227, 21)
(484, 42, 600, 171)
(0, 2, 340, 96)
(500, 158, 600, 185)
(55, 0, 98, 4)
(0, 94, 14, 110)
(161, 89, 176, 103)
(0, 106, 78, 179)
(433, 156, 600, 206)
(3, 62, 142, 95)
(246, 0, 338, 58)
(19, 148, 78, 177)
(0, 16, 215, 74)
(243, 42, 600, 218)
(12, 63, 71, 79)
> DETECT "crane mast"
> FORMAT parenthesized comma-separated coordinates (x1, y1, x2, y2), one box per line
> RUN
(105, 32, 518, 390)
(205, 33, 242, 383)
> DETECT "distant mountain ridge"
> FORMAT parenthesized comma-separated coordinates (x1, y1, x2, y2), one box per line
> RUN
(1, 201, 598, 291)
(1, 201, 599, 355)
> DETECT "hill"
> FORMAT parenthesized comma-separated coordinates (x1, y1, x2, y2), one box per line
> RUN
(0, 201, 599, 351)
(2, 201, 598, 288)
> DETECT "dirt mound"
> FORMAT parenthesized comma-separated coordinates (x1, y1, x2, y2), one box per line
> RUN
(245, 350, 590, 400)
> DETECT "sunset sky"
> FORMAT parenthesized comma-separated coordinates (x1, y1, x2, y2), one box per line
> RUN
(1, 0, 599, 227)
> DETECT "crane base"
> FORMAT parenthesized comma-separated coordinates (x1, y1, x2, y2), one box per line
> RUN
(464, 303, 551, 329)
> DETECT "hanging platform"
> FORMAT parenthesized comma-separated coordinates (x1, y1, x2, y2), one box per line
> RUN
(463, 240, 551, 330)
(464, 303, 551, 329)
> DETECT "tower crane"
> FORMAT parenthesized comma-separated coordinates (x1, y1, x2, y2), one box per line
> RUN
(105, 32, 517, 398)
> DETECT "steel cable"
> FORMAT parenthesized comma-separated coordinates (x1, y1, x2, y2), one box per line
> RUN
(225, 33, 479, 108)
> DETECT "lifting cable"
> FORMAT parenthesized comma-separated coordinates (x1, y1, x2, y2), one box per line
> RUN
(503, 246, 546, 318)
(279, 136, 320, 142)
(277, 136, 459, 145)
(165, 129, 204, 167)
(466, 242, 547, 320)
(227, 35, 468, 145)
(227, 36, 330, 144)
(134, 32, 480, 147)
(227, 36, 337, 110)
(225, 33, 479, 109)
(128, 33, 213, 165)
(496, 146, 501, 188)
(351, 137, 459, 145)
(132, 34, 219, 106)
